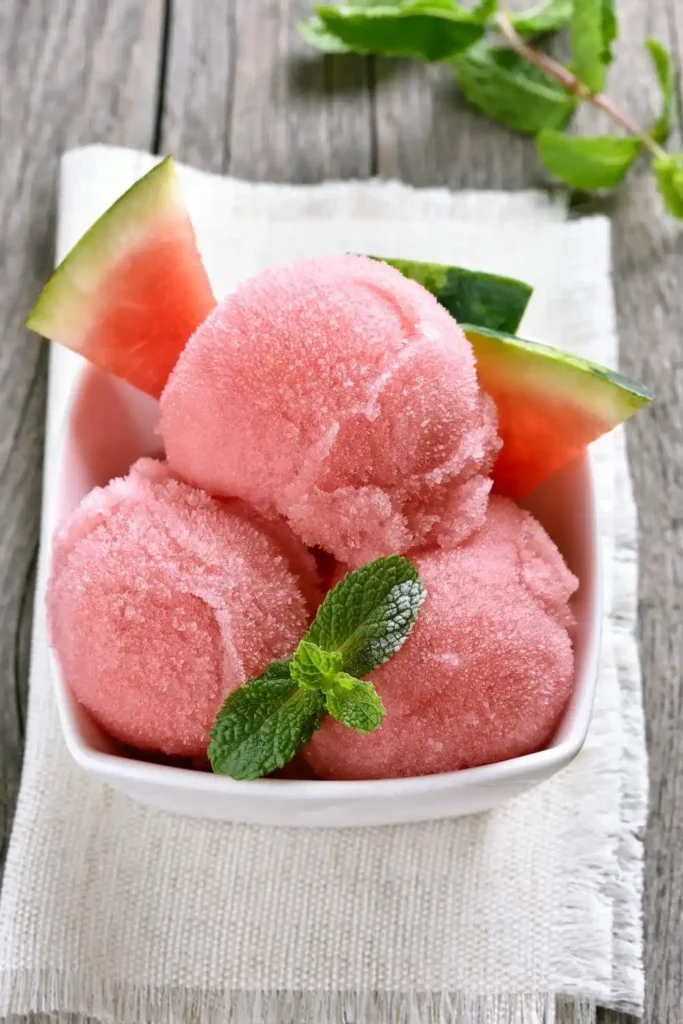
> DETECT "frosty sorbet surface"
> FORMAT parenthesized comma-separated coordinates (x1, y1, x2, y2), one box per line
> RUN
(47, 458, 320, 757)
(160, 255, 500, 567)
(305, 497, 578, 780)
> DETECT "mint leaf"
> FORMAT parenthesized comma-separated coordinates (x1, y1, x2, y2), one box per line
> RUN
(571, 0, 616, 93)
(511, 0, 573, 39)
(299, 16, 353, 52)
(536, 130, 640, 190)
(313, 2, 486, 61)
(654, 155, 683, 219)
(471, 0, 498, 19)
(371, 256, 532, 333)
(291, 640, 343, 691)
(452, 43, 576, 136)
(601, 0, 617, 64)
(647, 39, 676, 145)
(305, 554, 425, 677)
(209, 660, 325, 780)
(326, 675, 385, 732)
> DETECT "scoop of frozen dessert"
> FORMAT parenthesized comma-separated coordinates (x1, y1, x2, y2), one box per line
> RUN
(159, 254, 500, 566)
(304, 497, 578, 780)
(47, 458, 320, 757)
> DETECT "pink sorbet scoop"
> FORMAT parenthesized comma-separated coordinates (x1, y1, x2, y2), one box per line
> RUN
(159, 254, 500, 567)
(47, 458, 320, 758)
(304, 497, 579, 780)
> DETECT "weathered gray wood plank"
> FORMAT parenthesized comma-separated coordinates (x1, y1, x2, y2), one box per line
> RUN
(162, 0, 374, 180)
(0, 0, 165, 878)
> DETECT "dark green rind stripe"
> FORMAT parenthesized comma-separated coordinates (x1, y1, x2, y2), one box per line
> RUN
(369, 256, 533, 334)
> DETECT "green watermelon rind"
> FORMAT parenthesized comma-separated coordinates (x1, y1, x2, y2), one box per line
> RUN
(463, 324, 652, 422)
(26, 157, 185, 349)
(370, 255, 533, 334)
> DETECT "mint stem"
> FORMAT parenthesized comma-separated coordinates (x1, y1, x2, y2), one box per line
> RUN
(495, 11, 667, 160)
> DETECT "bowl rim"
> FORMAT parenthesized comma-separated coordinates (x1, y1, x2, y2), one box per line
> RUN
(49, 364, 602, 802)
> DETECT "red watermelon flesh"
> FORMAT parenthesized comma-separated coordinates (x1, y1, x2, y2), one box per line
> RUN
(464, 326, 652, 499)
(26, 158, 215, 398)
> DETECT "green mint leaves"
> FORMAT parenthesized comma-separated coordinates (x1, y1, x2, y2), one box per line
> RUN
(305, 554, 425, 677)
(291, 641, 343, 691)
(570, 0, 616, 94)
(451, 43, 576, 136)
(647, 39, 676, 145)
(536, 131, 641, 190)
(299, 2, 683, 222)
(654, 155, 683, 218)
(291, 646, 386, 732)
(207, 661, 325, 781)
(309, 2, 488, 62)
(326, 676, 385, 732)
(209, 555, 424, 780)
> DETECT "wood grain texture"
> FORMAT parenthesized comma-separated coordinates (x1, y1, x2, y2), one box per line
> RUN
(2, 0, 682, 1020)
(162, 0, 374, 180)
(0, 0, 165, 879)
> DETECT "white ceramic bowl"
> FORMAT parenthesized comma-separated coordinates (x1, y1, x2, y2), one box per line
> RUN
(50, 365, 601, 828)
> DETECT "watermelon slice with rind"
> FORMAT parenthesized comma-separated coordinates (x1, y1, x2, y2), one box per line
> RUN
(372, 255, 532, 334)
(26, 168, 651, 501)
(26, 157, 215, 399)
(463, 325, 652, 498)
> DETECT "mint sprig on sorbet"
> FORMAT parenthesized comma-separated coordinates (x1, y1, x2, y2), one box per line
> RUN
(209, 555, 425, 780)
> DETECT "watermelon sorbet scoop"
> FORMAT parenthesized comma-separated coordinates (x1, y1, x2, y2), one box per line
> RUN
(47, 458, 320, 758)
(159, 254, 501, 566)
(304, 497, 579, 780)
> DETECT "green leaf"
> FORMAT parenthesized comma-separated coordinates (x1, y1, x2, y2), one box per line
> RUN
(291, 640, 343, 691)
(326, 675, 385, 732)
(472, 0, 498, 19)
(511, 0, 573, 39)
(571, 0, 616, 93)
(209, 661, 325, 780)
(653, 155, 683, 219)
(601, 0, 617, 64)
(536, 130, 640, 190)
(305, 554, 425, 678)
(371, 256, 532, 333)
(647, 39, 676, 145)
(451, 43, 576, 136)
(314, 2, 486, 61)
(299, 16, 353, 52)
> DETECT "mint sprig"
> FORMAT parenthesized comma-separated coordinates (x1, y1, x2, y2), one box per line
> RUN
(326, 675, 385, 732)
(209, 555, 424, 779)
(451, 43, 576, 136)
(300, 1, 683, 222)
(305, 553, 425, 677)
(536, 131, 641, 190)
(208, 661, 325, 781)
(570, 0, 615, 95)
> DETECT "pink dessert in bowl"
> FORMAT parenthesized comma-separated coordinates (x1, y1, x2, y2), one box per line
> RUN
(45, 362, 601, 827)
(27, 160, 651, 826)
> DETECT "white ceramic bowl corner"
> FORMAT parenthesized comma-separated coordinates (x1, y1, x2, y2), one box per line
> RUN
(50, 366, 602, 828)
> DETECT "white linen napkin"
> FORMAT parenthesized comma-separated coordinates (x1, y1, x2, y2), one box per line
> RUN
(0, 145, 646, 1023)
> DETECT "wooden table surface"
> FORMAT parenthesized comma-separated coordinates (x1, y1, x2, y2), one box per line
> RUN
(1, 2, 681, 1021)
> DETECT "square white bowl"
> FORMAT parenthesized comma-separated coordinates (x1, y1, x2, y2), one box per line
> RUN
(50, 364, 601, 828)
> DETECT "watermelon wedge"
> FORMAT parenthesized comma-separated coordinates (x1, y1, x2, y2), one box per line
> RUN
(371, 256, 532, 334)
(26, 158, 216, 398)
(463, 325, 652, 499)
